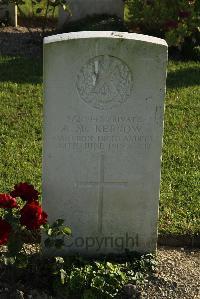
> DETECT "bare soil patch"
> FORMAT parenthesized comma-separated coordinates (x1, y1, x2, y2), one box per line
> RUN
(0, 21, 56, 57)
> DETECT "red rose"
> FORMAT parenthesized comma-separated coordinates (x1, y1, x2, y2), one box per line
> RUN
(0, 194, 18, 209)
(0, 218, 12, 245)
(164, 20, 178, 30)
(20, 200, 48, 230)
(10, 182, 39, 202)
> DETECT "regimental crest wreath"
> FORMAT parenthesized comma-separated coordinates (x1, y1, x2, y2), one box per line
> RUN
(76, 55, 133, 110)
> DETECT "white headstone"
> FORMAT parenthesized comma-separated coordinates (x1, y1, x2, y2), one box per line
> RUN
(9, 3, 17, 26)
(58, 0, 124, 28)
(43, 31, 168, 255)
(0, 3, 17, 26)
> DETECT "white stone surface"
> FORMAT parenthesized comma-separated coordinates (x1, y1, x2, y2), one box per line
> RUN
(0, 3, 17, 26)
(58, 0, 124, 28)
(9, 3, 17, 27)
(43, 31, 168, 255)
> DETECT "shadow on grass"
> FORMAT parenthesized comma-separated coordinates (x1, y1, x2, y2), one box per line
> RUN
(0, 55, 199, 87)
(167, 65, 200, 89)
(0, 56, 42, 84)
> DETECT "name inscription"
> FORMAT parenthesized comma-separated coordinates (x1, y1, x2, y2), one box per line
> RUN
(55, 114, 153, 153)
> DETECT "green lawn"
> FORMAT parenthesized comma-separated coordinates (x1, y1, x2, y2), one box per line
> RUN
(160, 60, 200, 235)
(0, 56, 199, 236)
(0, 57, 42, 193)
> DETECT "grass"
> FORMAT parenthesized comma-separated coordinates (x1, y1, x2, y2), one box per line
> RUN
(0, 57, 42, 193)
(0, 56, 199, 236)
(160, 60, 200, 235)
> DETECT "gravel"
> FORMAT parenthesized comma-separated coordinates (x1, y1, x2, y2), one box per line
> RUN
(138, 247, 200, 299)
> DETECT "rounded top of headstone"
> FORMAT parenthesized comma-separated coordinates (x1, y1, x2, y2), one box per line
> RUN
(44, 31, 168, 47)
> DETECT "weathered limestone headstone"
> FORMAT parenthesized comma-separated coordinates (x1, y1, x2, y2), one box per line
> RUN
(0, 3, 17, 26)
(43, 31, 168, 255)
(58, 0, 124, 28)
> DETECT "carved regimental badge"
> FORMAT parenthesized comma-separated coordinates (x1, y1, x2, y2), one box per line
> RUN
(76, 55, 132, 110)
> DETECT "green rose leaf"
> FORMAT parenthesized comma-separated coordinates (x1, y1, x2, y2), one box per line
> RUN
(55, 219, 65, 226)
(15, 253, 28, 268)
(47, 228, 53, 236)
(62, 226, 71, 235)
(60, 268, 67, 284)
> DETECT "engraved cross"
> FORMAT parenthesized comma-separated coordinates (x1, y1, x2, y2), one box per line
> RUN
(77, 154, 128, 233)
